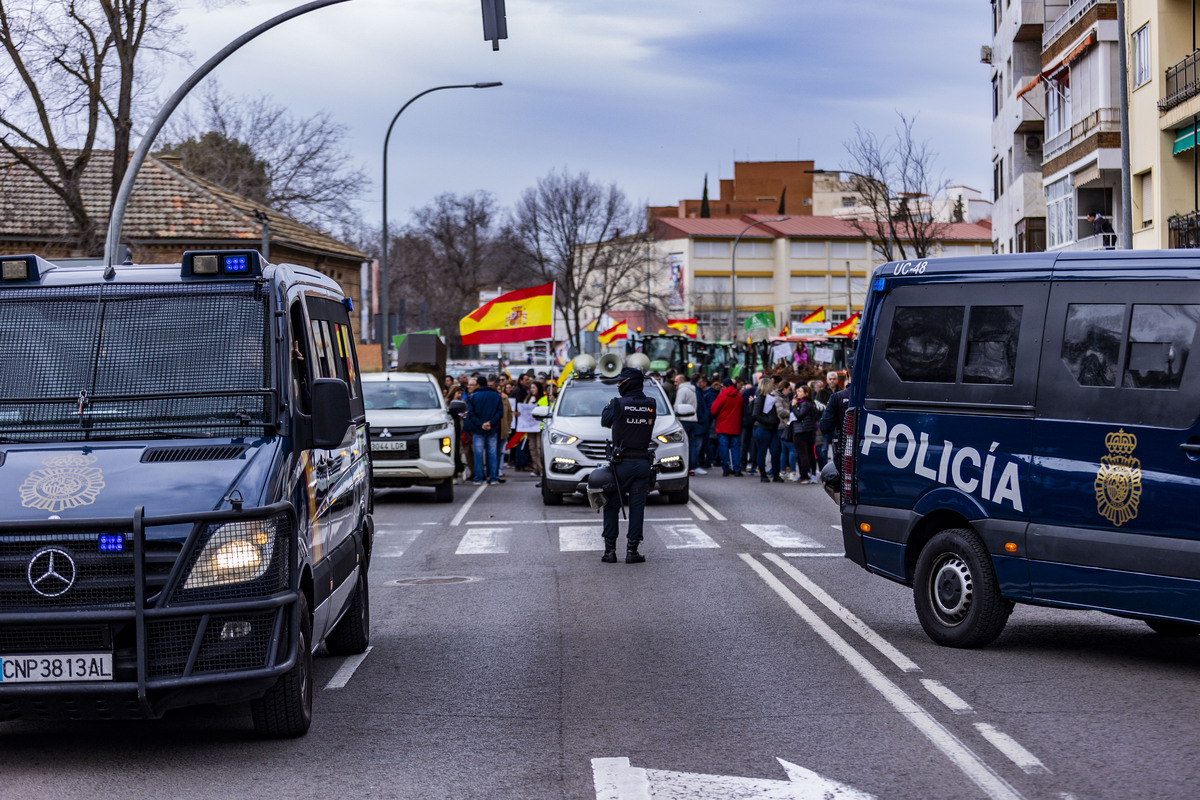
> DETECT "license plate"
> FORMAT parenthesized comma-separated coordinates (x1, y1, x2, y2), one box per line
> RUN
(0, 653, 113, 683)
(373, 440, 407, 451)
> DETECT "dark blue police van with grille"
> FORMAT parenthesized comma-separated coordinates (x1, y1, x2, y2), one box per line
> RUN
(833, 250, 1200, 648)
(0, 250, 372, 737)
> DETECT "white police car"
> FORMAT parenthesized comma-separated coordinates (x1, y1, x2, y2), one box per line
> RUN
(363, 372, 464, 502)
(535, 356, 691, 505)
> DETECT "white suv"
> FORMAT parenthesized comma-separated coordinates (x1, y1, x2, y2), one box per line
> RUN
(535, 373, 690, 505)
(362, 372, 463, 502)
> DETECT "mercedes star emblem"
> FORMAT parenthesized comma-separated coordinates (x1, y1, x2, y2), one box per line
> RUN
(27, 547, 77, 598)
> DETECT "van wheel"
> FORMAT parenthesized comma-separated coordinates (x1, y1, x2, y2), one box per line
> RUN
(434, 478, 454, 503)
(913, 528, 1012, 648)
(252, 594, 312, 738)
(665, 483, 690, 505)
(325, 570, 370, 655)
(541, 480, 563, 506)
(1145, 619, 1200, 636)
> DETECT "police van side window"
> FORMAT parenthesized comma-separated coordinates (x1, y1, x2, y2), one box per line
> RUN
(1125, 304, 1200, 390)
(1062, 304, 1124, 387)
(964, 306, 1022, 385)
(885, 306, 964, 382)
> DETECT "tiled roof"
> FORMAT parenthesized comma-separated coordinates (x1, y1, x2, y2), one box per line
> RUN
(0, 148, 366, 260)
(655, 214, 993, 243)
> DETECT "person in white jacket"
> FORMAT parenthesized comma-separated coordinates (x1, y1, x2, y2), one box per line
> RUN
(673, 374, 705, 475)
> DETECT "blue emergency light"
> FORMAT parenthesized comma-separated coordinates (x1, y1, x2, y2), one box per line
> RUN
(181, 250, 264, 278)
(98, 534, 125, 553)
(872, 277, 887, 292)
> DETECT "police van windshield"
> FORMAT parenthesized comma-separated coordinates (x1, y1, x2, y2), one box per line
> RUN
(0, 283, 272, 442)
(556, 381, 670, 417)
(363, 382, 441, 410)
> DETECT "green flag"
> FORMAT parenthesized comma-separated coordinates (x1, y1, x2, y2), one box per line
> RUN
(743, 311, 775, 332)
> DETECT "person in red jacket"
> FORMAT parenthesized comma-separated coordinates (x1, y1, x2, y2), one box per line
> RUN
(709, 378, 744, 476)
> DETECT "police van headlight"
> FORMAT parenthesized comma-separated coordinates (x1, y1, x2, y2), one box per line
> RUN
(656, 426, 684, 444)
(182, 519, 279, 589)
(549, 431, 579, 445)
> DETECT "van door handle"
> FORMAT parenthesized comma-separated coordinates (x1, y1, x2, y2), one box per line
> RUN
(1180, 443, 1200, 454)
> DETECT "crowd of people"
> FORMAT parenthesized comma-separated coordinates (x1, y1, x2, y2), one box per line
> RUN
(440, 364, 849, 488)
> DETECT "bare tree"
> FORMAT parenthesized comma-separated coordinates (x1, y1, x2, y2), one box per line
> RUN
(842, 112, 952, 261)
(510, 169, 652, 351)
(0, 0, 185, 253)
(161, 82, 368, 231)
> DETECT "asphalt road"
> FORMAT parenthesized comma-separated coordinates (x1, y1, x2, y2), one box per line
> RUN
(3, 468, 1199, 799)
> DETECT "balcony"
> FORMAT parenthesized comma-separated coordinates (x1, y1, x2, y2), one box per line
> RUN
(1014, 1, 1045, 41)
(1044, 108, 1120, 161)
(1169, 210, 1200, 248)
(1044, 0, 1104, 49)
(1048, 231, 1118, 253)
(1160, 50, 1200, 113)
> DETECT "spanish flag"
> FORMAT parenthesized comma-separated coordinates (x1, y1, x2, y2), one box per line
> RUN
(826, 312, 860, 337)
(667, 318, 698, 338)
(801, 307, 825, 324)
(460, 282, 555, 345)
(598, 319, 628, 345)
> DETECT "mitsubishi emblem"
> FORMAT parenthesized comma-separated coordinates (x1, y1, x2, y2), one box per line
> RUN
(378, 428, 392, 438)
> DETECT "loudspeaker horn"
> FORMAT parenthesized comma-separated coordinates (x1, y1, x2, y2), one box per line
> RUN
(571, 354, 596, 375)
(598, 352, 623, 378)
(625, 353, 650, 373)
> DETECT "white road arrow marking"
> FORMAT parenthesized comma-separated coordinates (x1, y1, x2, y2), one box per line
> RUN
(455, 527, 512, 554)
(592, 756, 875, 800)
(653, 523, 720, 549)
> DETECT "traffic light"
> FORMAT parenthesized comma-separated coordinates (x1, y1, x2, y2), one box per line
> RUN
(481, 0, 507, 50)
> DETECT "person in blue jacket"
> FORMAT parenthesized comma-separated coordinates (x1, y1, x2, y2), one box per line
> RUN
(464, 374, 504, 485)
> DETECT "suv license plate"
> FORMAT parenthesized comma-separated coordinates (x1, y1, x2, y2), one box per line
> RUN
(373, 440, 407, 451)
(0, 653, 113, 683)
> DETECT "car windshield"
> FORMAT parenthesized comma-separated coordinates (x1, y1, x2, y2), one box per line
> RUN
(363, 381, 442, 410)
(556, 380, 671, 417)
(0, 282, 272, 442)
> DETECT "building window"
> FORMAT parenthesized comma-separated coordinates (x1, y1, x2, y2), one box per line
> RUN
(992, 74, 1001, 119)
(993, 159, 1005, 200)
(1139, 171, 1154, 227)
(939, 244, 977, 257)
(1046, 77, 1070, 140)
(830, 241, 866, 259)
(790, 276, 826, 293)
(694, 276, 731, 294)
(734, 240, 772, 259)
(841, 197, 856, 207)
(1132, 25, 1151, 88)
(1047, 175, 1075, 248)
(694, 240, 730, 258)
(789, 241, 825, 258)
(735, 276, 774, 293)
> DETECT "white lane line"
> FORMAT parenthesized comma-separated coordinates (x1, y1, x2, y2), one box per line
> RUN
(783, 552, 845, 558)
(450, 482, 487, 526)
(592, 757, 652, 800)
(324, 646, 373, 690)
(922, 679, 974, 715)
(742, 524, 821, 549)
(653, 523, 720, 549)
(559, 525, 605, 552)
(687, 502, 709, 521)
(455, 527, 512, 555)
(687, 490, 726, 521)
(831, 525, 841, 530)
(373, 528, 424, 558)
(739, 554, 1026, 800)
(463, 517, 693, 525)
(764, 553, 920, 673)
(974, 724, 1051, 775)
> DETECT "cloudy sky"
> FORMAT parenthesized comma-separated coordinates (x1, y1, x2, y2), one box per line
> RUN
(165, 0, 990, 229)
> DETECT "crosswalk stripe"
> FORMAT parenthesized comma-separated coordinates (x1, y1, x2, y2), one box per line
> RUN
(687, 503, 709, 521)
(653, 523, 720, 549)
(455, 527, 512, 555)
(741, 523, 821, 549)
(559, 525, 604, 552)
(373, 528, 424, 558)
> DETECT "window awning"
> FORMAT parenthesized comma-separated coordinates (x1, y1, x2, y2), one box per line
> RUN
(1174, 123, 1197, 156)
(1016, 31, 1096, 99)
(1075, 162, 1101, 187)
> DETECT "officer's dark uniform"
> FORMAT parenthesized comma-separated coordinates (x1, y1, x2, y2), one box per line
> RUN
(600, 366, 657, 563)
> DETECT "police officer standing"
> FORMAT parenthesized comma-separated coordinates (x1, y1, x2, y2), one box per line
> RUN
(600, 366, 657, 564)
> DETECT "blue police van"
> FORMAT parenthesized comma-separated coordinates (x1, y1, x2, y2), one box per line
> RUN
(834, 250, 1200, 647)
(0, 250, 372, 736)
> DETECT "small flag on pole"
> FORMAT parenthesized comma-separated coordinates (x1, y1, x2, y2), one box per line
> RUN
(800, 307, 825, 324)
(598, 320, 628, 345)
(826, 312, 860, 337)
(743, 310, 776, 332)
(460, 283, 555, 345)
(667, 318, 698, 338)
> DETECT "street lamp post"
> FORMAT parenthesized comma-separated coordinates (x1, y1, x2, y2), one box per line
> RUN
(729, 217, 788, 343)
(805, 168, 900, 261)
(378, 82, 501, 370)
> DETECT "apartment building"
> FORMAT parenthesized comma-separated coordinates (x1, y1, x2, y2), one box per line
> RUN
(988, 0, 1048, 253)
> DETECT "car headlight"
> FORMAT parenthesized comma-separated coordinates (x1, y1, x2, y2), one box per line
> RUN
(549, 431, 579, 445)
(182, 520, 279, 589)
(657, 427, 685, 444)
(423, 423, 452, 434)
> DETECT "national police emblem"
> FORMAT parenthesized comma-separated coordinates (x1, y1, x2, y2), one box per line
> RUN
(1094, 429, 1141, 527)
(19, 454, 106, 513)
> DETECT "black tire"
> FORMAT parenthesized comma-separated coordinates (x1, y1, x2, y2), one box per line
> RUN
(325, 569, 370, 656)
(252, 594, 313, 738)
(913, 528, 1012, 648)
(1145, 619, 1200, 636)
(541, 480, 563, 506)
(434, 477, 454, 503)
(665, 482, 690, 505)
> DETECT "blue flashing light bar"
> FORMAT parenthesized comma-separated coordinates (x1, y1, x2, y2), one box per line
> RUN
(181, 250, 264, 278)
(98, 534, 125, 553)
(872, 277, 887, 292)
(343, 297, 354, 312)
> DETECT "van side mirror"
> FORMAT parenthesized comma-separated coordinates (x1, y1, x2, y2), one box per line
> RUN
(448, 399, 467, 414)
(531, 406, 551, 419)
(311, 378, 353, 449)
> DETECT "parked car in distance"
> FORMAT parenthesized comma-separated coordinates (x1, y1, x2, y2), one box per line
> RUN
(362, 372, 464, 502)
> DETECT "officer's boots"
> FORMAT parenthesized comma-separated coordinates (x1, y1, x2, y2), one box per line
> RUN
(625, 542, 645, 564)
(601, 538, 618, 563)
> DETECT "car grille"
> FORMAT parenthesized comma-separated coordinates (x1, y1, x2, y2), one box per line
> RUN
(576, 440, 608, 460)
(0, 534, 181, 609)
(147, 610, 280, 678)
(0, 625, 110, 654)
